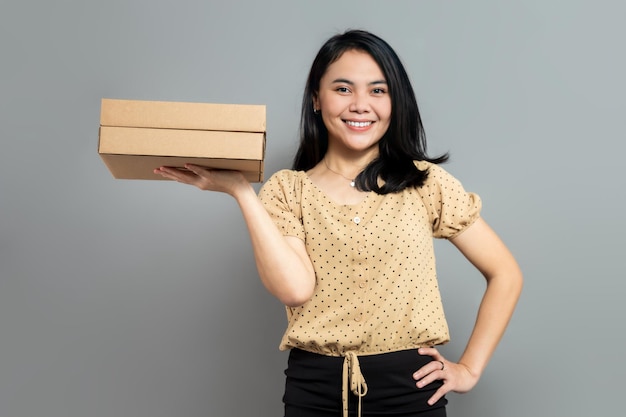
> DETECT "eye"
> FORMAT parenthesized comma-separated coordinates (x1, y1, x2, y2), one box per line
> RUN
(336, 86, 351, 94)
(372, 87, 387, 95)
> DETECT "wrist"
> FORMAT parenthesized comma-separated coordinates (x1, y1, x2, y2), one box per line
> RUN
(457, 360, 483, 380)
(232, 181, 257, 202)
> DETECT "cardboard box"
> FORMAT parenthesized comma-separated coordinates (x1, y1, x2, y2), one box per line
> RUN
(98, 98, 266, 182)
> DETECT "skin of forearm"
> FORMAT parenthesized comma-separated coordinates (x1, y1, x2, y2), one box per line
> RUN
(457, 270, 523, 378)
(232, 186, 315, 307)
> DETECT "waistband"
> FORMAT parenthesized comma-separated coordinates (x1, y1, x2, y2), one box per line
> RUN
(286, 348, 446, 417)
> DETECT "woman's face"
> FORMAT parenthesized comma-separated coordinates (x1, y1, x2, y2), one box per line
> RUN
(314, 50, 392, 156)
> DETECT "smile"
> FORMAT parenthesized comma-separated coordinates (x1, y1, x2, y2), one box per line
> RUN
(345, 120, 373, 127)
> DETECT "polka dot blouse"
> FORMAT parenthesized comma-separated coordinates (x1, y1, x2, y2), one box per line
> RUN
(258, 161, 482, 357)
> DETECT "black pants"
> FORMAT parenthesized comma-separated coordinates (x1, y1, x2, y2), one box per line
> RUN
(284, 348, 447, 417)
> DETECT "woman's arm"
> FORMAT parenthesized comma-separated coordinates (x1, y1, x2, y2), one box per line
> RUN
(413, 217, 523, 404)
(155, 165, 316, 307)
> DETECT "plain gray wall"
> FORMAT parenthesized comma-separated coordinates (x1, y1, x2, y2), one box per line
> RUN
(1, 1, 624, 416)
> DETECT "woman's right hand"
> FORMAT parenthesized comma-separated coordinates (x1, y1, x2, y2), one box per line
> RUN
(154, 164, 250, 197)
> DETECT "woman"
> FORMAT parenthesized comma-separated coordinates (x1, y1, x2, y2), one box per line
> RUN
(155, 30, 523, 417)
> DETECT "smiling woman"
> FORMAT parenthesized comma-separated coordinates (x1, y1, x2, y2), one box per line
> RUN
(293, 31, 450, 196)
(154, 29, 522, 417)
(306, 49, 392, 204)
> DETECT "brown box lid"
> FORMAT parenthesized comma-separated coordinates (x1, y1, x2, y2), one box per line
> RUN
(100, 98, 266, 133)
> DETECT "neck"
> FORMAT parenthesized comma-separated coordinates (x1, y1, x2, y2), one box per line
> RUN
(323, 158, 359, 187)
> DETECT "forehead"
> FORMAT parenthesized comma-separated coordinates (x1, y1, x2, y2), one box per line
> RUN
(321, 50, 386, 82)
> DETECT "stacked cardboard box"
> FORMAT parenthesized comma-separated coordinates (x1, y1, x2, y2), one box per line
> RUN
(98, 98, 266, 182)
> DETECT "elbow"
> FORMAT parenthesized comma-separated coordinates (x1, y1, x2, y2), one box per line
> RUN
(276, 280, 315, 307)
(511, 264, 524, 293)
(283, 298, 308, 308)
(495, 265, 524, 299)
(259, 266, 316, 307)
(484, 262, 524, 300)
(280, 287, 314, 308)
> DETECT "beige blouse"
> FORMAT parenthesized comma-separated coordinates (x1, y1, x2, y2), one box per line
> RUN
(258, 161, 482, 357)
(259, 161, 481, 416)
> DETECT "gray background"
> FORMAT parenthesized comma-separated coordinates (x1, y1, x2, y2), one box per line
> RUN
(1, 0, 624, 416)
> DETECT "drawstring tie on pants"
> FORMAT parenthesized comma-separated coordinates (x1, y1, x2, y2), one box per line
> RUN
(342, 351, 368, 417)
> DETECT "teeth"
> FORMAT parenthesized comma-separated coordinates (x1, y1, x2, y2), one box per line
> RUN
(346, 121, 372, 127)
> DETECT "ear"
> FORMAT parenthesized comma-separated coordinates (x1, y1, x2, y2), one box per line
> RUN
(312, 95, 320, 111)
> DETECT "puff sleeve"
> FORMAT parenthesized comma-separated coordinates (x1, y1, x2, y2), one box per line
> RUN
(415, 162, 482, 239)
(257, 170, 306, 240)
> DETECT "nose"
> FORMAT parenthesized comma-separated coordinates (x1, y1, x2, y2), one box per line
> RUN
(349, 92, 370, 113)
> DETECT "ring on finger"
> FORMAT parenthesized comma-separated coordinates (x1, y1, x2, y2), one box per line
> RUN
(438, 360, 445, 371)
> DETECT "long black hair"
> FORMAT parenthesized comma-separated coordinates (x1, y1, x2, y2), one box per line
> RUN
(292, 29, 448, 194)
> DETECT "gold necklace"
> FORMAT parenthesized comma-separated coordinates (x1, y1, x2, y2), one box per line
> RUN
(324, 158, 356, 187)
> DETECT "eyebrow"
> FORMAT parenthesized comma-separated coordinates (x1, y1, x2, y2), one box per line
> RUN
(331, 78, 388, 85)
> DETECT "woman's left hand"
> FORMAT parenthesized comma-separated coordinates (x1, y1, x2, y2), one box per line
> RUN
(413, 347, 480, 406)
